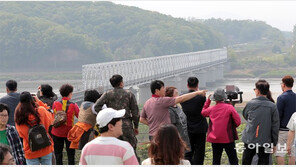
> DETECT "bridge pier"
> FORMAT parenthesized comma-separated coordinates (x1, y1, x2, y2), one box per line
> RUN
(138, 83, 151, 105)
(217, 64, 224, 80)
(205, 67, 214, 87)
(164, 75, 189, 94)
(195, 70, 207, 89)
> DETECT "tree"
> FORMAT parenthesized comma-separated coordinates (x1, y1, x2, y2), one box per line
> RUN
(293, 25, 296, 43)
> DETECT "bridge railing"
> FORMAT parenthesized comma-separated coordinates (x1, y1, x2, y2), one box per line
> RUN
(82, 48, 227, 91)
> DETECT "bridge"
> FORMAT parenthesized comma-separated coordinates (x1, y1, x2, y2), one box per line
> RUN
(72, 47, 228, 104)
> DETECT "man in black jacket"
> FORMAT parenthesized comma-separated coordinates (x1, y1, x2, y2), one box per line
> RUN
(181, 77, 208, 165)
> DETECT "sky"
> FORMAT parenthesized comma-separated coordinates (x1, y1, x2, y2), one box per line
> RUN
(112, 1, 296, 32)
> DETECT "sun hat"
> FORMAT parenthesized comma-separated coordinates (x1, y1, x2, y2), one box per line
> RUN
(210, 88, 227, 101)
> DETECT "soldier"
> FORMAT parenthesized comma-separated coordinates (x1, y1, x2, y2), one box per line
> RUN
(92, 74, 139, 156)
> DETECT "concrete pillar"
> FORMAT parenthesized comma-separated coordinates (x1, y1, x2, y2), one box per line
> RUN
(178, 74, 190, 93)
(196, 70, 207, 89)
(206, 67, 216, 87)
(208, 67, 216, 83)
(128, 86, 139, 103)
(217, 64, 224, 80)
(138, 83, 152, 105)
(164, 76, 177, 88)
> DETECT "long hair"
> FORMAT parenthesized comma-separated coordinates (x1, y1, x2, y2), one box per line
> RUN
(148, 124, 187, 165)
(255, 79, 270, 95)
(15, 92, 40, 125)
(267, 91, 275, 103)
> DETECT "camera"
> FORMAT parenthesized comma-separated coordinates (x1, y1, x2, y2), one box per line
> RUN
(225, 85, 243, 104)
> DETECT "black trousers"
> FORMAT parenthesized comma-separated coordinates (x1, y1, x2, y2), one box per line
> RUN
(185, 132, 206, 165)
(242, 143, 270, 165)
(211, 142, 238, 165)
(52, 135, 75, 165)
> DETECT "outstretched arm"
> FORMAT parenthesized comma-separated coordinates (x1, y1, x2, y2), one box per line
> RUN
(175, 90, 207, 104)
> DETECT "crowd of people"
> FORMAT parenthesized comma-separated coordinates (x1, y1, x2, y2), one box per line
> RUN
(0, 74, 296, 165)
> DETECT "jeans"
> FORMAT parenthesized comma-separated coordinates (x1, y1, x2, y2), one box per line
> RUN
(185, 132, 206, 165)
(212, 142, 238, 165)
(26, 152, 52, 165)
(52, 135, 75, 165)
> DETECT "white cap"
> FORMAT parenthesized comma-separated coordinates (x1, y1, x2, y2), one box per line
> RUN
(96, 108, 126, 128)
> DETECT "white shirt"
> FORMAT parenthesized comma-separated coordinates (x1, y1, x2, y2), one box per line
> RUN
(287, 112, 296, 141)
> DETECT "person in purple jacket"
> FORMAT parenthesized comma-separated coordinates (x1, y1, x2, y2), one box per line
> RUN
(201, 88, 241, 165)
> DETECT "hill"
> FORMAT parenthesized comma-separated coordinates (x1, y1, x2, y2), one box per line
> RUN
(0, 2, 289, 72)
(0, 1, 223, 71)
(191, 18, 285, 46)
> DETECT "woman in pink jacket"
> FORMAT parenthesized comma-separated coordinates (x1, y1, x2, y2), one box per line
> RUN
(201, 88, 241, 165)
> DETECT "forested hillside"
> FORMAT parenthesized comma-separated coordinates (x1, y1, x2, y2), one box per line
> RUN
(195, 18, 285, 45)
(291, 26, 296, 63)
(0, 2, 288, 72)
(0, 2, 223, 71)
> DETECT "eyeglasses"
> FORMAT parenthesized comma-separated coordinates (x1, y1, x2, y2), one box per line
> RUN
(0, 114, 8, 117)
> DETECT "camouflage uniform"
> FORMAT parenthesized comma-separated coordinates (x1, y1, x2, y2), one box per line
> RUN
(93, 87, 139, 151)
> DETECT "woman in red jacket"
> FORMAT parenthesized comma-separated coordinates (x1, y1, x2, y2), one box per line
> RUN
(51, 84, 79, 165)
(201, 88, 241, 165)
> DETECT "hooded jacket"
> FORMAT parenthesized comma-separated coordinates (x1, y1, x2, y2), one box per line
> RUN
(242, 96, 280, 146)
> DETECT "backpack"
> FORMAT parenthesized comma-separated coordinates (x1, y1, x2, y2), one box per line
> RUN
(52, 100, 70, 128)
(28, 121, 51, 152)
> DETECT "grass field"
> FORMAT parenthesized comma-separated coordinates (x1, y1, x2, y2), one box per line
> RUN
(65, 105, 282, 165)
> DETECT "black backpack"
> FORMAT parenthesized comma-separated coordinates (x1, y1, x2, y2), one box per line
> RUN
(27, 121, 51, 152)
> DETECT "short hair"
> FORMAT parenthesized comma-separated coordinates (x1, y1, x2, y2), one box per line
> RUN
(282, 75, 294, 88)
(40, 84, 55, 98)
(98, 118, 121, 133)
(165, 87, 177, 97)
(109, 75, 123, 88)
(84, 89, 102, 103)
(0, 103, 9, 115)
(59, 84, 74, 97)
(6, 80, 17, 91)
(255, 80, 270, 95)
(187, 77, 199, 88)
(0, 144, 12, 165)
(150, 80, 164, 94)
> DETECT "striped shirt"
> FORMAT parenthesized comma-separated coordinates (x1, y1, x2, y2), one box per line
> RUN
(79, 136, 139, 165)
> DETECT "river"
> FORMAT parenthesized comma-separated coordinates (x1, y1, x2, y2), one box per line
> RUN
(0, 78, 290, 102)
(206, 78, 285, 102)
(0, 80, 82, 98)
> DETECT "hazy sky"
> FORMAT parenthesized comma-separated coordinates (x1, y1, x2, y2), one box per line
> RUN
(113, 1, 296, 32)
